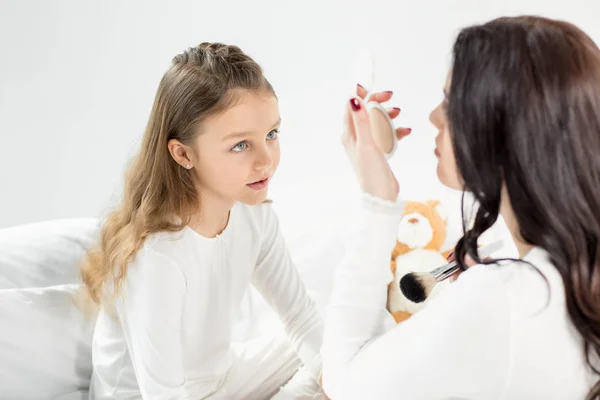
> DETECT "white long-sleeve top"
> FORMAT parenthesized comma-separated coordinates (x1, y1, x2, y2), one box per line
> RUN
(321, 194, 595, 400)
(90, 202, 323, 399)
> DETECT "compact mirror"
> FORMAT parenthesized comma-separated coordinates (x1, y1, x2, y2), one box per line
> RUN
(353, 49, 397, 159)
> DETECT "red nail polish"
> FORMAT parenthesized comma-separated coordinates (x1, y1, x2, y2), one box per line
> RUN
(407, 128, 412, 133)
(350, 98, 360, 111)
(385, 90, 393, 95)
(393, 107, 401, 111)
(446, 251, 454, 260)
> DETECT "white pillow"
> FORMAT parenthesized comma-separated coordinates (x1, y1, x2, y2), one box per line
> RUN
(0, 284, 96, 399)
(0, 218, 99, 289)
(54, 391, 89, 400)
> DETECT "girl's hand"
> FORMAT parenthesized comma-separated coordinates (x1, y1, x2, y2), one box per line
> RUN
(342, 85, 411, 201)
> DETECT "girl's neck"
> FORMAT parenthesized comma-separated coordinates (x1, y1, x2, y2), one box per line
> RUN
(187, 192, 235, 239)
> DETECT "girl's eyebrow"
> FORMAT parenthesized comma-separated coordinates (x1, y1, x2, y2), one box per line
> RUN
(222, 117, 282, 141)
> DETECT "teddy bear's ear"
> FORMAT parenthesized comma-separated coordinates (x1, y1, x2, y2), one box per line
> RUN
(428, 200, 448, 223)
(425, 200, 440, 208)
(436, 205, 448, 222)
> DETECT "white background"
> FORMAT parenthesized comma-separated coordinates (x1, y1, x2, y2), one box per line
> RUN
(1, 0, 599, 241)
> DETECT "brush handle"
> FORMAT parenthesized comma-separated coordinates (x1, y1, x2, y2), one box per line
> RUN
(430, 240, 504, 281)
(430, 262, 461, 281)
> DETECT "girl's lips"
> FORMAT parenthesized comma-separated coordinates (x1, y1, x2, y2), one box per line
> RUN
(247, 177, 270, 191)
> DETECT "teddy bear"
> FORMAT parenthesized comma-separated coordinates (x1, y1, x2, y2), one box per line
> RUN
(387, 200, 454, 323)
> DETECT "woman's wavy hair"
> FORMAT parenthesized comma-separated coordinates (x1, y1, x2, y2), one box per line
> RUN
(449, 16, 600, 399)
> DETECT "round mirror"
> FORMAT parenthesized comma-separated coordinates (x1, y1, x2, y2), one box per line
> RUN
(368, 102, 397, 159)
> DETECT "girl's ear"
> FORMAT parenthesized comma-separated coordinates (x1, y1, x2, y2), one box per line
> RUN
(168, 139, 194, 169)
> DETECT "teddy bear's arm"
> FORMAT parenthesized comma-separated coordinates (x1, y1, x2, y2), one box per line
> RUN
(391, 311, 412, 323)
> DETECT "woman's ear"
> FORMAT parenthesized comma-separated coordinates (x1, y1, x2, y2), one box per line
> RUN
(168, 139, 194, 169)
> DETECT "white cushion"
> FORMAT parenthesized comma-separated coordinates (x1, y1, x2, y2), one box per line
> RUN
(0, 218, 99, 290)
(0, 284, 95, 399)
(0, 219, 99, 398)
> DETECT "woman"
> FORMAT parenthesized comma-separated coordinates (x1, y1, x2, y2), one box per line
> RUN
(321, 16, 600, 399)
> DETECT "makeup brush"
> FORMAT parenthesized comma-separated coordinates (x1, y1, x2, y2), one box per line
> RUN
(399, 240, 504, 303)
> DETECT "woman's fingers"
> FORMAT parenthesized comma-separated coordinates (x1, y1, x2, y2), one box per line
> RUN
(367, 91, 393, 103)
(387, 107, 401, 119)
(356, 84, 394, 104)
(348, 98, 374, 145)
(396, 127, 412, 140)
(356, 84, 368, 99)
(341, 100, 357, 147)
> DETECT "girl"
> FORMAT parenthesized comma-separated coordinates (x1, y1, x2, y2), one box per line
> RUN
(322, 16, 600, 399)
(81, 42, 344, 399)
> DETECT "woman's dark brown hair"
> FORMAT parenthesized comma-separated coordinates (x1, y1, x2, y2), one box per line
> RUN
(449, 16, 600, 399)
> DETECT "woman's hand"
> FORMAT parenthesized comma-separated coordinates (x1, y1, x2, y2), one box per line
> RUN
(446, 251, 492, 282)
(342, 85, 411, 201)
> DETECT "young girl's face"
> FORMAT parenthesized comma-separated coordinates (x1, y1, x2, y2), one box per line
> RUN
(191, 90, 281, 206)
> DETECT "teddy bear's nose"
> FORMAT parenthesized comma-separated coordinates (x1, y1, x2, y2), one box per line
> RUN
(408, 218, 419, 224)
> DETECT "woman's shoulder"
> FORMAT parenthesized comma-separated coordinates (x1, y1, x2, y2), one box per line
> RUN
(455, 246, 554, 281)
(430, 260, 512, 313)
(418, 253, 533, 322)
(447, 246, 561, 312)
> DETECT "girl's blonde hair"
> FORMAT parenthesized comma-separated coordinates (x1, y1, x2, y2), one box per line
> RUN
(81, 42, 274, 304)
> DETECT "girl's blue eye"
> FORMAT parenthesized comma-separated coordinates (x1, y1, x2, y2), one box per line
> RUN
(231, 142, 248, 152)
(231, 130, 279, 152)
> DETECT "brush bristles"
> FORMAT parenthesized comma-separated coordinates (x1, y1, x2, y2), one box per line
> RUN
(399, 272, 437, 303)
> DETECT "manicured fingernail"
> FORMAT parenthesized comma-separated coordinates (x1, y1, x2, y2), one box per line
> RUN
(384, 90, 393, 95)
(357, 83, 365, 89)
(350, 98, 361, 111)
(446, 251, 454, 260)
(392, 107, 401, 112)
(407, 128, 412, 133)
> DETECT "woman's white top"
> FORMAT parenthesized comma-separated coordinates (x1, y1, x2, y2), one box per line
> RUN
(321, 194, 595, 400)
